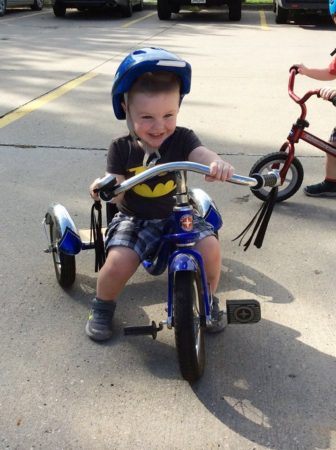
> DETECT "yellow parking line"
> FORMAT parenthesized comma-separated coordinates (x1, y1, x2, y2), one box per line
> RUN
(122, 11, 156, 27)
(0, 71, 97, 129)
(259, 10, 269, 30)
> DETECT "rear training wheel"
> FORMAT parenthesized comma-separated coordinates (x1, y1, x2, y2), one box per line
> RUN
(49, 218, 76, 288)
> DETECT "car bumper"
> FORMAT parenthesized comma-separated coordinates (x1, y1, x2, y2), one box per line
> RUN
(52, 0, 130, 6)
(278, 0, 328, 9)
(174, 0, 232, 6)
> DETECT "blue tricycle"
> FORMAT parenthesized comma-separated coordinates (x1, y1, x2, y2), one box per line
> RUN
(43, 161, 279, 383)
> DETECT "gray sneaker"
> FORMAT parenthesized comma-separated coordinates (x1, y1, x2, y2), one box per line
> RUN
(206, 296, 226, 333)
(85, 298, 116, 341)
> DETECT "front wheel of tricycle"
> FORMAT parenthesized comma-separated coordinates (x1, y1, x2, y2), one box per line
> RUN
(249, 151, 304, 202)
(173, 271, 205, 383)
(49, 219, 76, 288)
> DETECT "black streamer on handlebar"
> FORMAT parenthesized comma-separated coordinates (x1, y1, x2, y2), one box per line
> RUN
(90, 201, 106, 271)
(232, 187, 278, 251)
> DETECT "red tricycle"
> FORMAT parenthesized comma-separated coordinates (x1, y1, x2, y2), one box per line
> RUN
(249, 67, 336, 202)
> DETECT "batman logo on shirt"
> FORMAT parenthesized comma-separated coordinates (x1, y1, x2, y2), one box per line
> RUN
(128, 166, 176, 198)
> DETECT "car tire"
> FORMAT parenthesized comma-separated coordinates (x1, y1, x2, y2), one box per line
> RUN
(0, 0, 6, 16)
(53, 3, 66, 16)
(121, 0, 132, 17)
(228, 0, 241, 20)
(275, 1, 288, 23)
(157, 0, 172, 20)
(133, 0, 143, 11)
(31, 0, 43, 10)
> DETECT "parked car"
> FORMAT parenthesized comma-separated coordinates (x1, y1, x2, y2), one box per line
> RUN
(157, 0, 241, 20)
(0, 0, 43, 16)
(273, 0, 328, 23)
(51, 0, 143, 17)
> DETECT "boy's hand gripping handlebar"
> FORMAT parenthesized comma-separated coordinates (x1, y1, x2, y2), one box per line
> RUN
(289, 67, 336, 107)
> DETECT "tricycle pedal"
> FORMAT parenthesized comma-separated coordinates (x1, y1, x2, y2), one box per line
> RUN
(226, 299, 261, 324)
(124, 321, 163, 340)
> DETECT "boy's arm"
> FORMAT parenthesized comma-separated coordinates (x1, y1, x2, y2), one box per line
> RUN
(188, 145, 234, 182)
(90, 173, 125, 203)
(296, 63, 336, 81)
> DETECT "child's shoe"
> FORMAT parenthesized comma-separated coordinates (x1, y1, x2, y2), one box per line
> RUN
(85, 298, 116, 341)
(206, 296, 226, 333)
(304, 180, 336, 197)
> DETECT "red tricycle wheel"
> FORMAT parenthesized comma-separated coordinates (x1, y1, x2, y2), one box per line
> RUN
(249, 152, 304, 202)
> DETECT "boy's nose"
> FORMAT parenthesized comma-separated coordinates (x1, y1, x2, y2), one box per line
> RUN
(152, 118, 164, 130)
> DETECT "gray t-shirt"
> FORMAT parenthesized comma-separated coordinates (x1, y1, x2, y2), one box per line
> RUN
(106, 126, 202, 219)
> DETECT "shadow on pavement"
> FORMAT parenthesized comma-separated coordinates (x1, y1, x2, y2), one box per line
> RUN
(193, 318, 336, 450)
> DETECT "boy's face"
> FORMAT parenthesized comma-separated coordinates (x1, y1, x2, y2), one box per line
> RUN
(128, 89, 180, 149)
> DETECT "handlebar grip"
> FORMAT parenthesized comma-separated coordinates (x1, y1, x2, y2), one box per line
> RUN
(262, 172, 279, 187)
(93, 174, 118, 202)
(251, 172, 279, 190)
(100, 189, 116, 202)
(289, 65, 299, 74)
(331, 97, 336, 107)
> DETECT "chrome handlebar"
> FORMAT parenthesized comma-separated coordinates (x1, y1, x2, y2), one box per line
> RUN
(95, 161, 280, 201)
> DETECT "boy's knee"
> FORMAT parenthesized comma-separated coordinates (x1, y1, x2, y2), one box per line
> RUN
(199, 235, 220, 252)
(103, 247, 139, 277)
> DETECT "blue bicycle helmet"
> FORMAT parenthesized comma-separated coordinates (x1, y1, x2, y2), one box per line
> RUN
(329, 0, 336, 17)
(112, 47, 192, 120)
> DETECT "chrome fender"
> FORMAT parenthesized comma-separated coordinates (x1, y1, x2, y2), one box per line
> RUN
(169, 253, 198, 273)
(189, 188, 223, 231)
(45, 203, 82, 255)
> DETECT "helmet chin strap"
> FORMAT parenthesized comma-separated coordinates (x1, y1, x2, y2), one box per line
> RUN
(124, 94, 161, 167)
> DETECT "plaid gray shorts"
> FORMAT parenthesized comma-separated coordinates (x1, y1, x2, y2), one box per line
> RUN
(105, 212, 215, 261)
(329, 127, 336, 142)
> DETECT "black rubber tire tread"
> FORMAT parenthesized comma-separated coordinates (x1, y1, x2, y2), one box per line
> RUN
(50, 219, 76, 288)
(157, 0, 171, 20)
(249, 151, 304, 202)
(53, 3, 66, 16)
(31, 0, 43, 11)
(120, 0, 132, 17)
(133, 0, 143, 11)
(174, 271, 205, 383)
(0, 0, 6, 16)
(275, 2, 288, 23)
(228, 0, 241, 21)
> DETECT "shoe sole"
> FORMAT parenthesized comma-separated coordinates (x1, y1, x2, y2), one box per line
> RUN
(85, 322, 113, 341)
(304, 190, 336, 198)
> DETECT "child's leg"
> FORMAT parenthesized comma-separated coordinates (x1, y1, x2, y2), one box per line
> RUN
(86, 246, 140, 341)
(194, 235, 221, 293)
(304, 133, 336, 197)
(97, 246, 140, 300)
(195, 235, 225, 333)
(325, 152, 336, 180)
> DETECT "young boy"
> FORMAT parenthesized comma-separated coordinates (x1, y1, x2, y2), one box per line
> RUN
(295, 59, 336, 197)
(86, 47, 234, 342)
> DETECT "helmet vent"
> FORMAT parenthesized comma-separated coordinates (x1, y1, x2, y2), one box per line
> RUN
(157, 60, 186, 68)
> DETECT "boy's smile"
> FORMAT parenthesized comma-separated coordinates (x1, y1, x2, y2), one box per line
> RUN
(128, 90, 180, 149)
